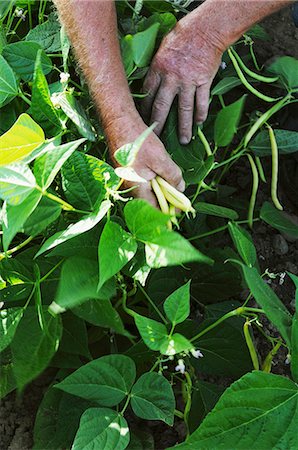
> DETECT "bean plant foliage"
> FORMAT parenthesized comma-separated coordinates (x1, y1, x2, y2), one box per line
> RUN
(1, 1, 298, 449)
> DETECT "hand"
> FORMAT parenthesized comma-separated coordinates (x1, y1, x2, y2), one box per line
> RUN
(142, 8, 226, 144)
(106, 118, 185, 206)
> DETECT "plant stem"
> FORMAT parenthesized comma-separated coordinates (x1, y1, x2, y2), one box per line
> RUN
(18, 91, 31, 106)
(197, 127, 212, 157)
(244, 320, 259, 370)
(120, 394, 131, 415)
(138, 283, 168, 325)
(4, 236, 33, 257)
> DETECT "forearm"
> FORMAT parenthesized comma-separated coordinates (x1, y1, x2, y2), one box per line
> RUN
(53, 0, 139, 135)
(185, 0, 293, 50)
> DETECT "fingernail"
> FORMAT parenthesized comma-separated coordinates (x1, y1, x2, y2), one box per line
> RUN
(180, 136, 190, 145)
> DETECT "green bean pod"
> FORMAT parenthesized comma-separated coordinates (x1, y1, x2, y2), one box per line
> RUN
(230, 47, 279, 84)
(268, 126, 283, 211)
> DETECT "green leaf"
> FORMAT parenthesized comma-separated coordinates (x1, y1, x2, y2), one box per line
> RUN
(260, 201, 298, 239)
(214, 95, 246, 147)
(60, 312, 91, 359)
(11, 308, 62, 389)
(211, 77, 242, 96)
(72, 298, 128, 336)
(195, 202, 238, 220)
(57, 91, 97, 141)
(127, 431, 154, 450)
(0, 54, 18, 108)
(132, 23, 160, 67)
(55, 355, 136, 405)
(0, 1, 15, 21)
(159, 333, 194, 356)
(35, 199, 111, 257)
(30, 50, 62, 137)
(134, 314, 168, 351)
(0, 114, 45, 167)
(163, 281, 190, 326)
(240, 264, 292, 346)
(267, 56, 298, 89)
(23, 196, 62, 237)
(98, 221, 137, 289)
(53, 256, 105, 310)
(3, 41, 52, 82)
(0, 162, 37, 206)
(25, 14, 61, 53)
(138, 12, 176, 37)
(125, 199, 168, 241)
(61, 153, 109, 211)
(0, 308, 23, 353)
(250, 129, 298, 156)
(34, 138, 85, 189)
(121, 34, 134, 75)
(1, 190, 42, 250)
(114, 123, 156, 167)
(131, 372, 175, 425)
(145, 231, 213, 268)
(288, 273, 298, 382)
(33, 388, 92, 450)
(73, 407, 130, 450)
(228, 222, 256, 267)
(175, 372, 298, 450)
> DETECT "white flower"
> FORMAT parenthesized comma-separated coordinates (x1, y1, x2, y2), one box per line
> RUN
(191, 348, 203, 359)
(220, 61, 227, 70)
(15, 8, 26, 20)
(279, 272, 286, 285)
(60, 72, 70, 84)
(51, 93, 61, 108)
(175, 359, 185, 374)
(103, 172, 111, 181)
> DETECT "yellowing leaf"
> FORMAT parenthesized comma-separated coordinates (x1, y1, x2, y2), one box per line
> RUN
(0, 113, 45, 166)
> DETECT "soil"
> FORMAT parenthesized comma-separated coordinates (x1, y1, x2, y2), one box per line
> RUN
(1, 5, 298, 450)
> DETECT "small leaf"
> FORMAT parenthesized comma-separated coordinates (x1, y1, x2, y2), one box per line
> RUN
(34, 138, 85, 189)
(211, 77, 242, 96)
(159, 333, 194, 356)
(73, 408, 130, 450)
(132, 23, 160, 67)
(289, 273, 298, 382)
(214, 95, 246, 147)
(60, 312, 91, 359)
(195, 202, 238, 220)
(260, 201, 298, 239)
(131, 372, 175, 425)
(55, 355, 136, 405)
(267, 56, 298, 89)
(25, 14, 61, 53)
(0, 114, 45, 167)
(0, 162, 37, 206)
(114, 123, 156, 167)
(98, 221, 137, 289)
(0, 308, 24, 353)
(134, 314, 168, 351)
(251, 129, 298, 156)
(0, 54, 18, 108)
(228, 222, 257, 267)
(114, 167, 147, 183)
(163, 282, 190, 326)
(35, 199, 111, 257)
(23, 196, 62, 237)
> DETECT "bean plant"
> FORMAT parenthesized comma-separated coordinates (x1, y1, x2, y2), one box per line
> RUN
(1, 1, 298, 449)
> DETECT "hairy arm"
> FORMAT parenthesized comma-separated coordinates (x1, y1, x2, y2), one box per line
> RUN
(53, 0, 184, 203)
(143, 0, 293, 143)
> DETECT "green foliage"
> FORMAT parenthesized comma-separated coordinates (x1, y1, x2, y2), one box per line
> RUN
(0, 54, 18, 107)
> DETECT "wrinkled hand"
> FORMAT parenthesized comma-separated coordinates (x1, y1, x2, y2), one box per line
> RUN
(106, 118, 185, 206)
(142, 9, 225, 144)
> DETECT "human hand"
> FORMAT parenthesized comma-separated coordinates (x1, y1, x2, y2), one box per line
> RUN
(106, 118, 185, 206)
(142, 7, 226, 144)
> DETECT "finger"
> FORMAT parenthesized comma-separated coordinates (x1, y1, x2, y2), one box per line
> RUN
(195, 84, 211, 124)
(134, 181, 158, 208)
(178, 85, 196, 145)
(151, 155, 185, 191)
(150, 78, 178, 135)
(142, 69, 161, 122)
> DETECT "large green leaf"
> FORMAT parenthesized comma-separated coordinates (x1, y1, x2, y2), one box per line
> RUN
(163, 282, 190, 326)
(55, 355, 136, 405)
(132, 23, 160, 67)
(174, 372, 298, 449)
(0, 114, 45, 167)
(33, 388, 92, 450)
(267, 56, 298, 90)
(98, 221, 137, 289)
(23, 196, 62, 237)
(0, 54, 18, 108)
(134, 314, 168, 351)
(25, 14, 61, 53)
(11, 308, 62, 389)
(0, 162, 37, 206)
(124, 199, 168, 241)
(250, 129, 298, 156)
(3, 41, 52, 82)
(53, 256, 107, 310)
(131, 372, 175, 425)
(73, 408, 130, 450)
(260, 201, 298, 239)
(228, 222, 257, 267)
(289, 273, 298, 382)
(1, 190, 42, 250)
(34, 138, 85, 189)
(240, 264, 292, 346)
(60, 312, 91, 359)
(0, 308, 23, 353)
(35, 199, 111, 257)
(29, 50, 61, 137)
(214, 95, 246, 147)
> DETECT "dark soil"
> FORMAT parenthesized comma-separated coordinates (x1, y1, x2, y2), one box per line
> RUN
(1, 5, 297, 450)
